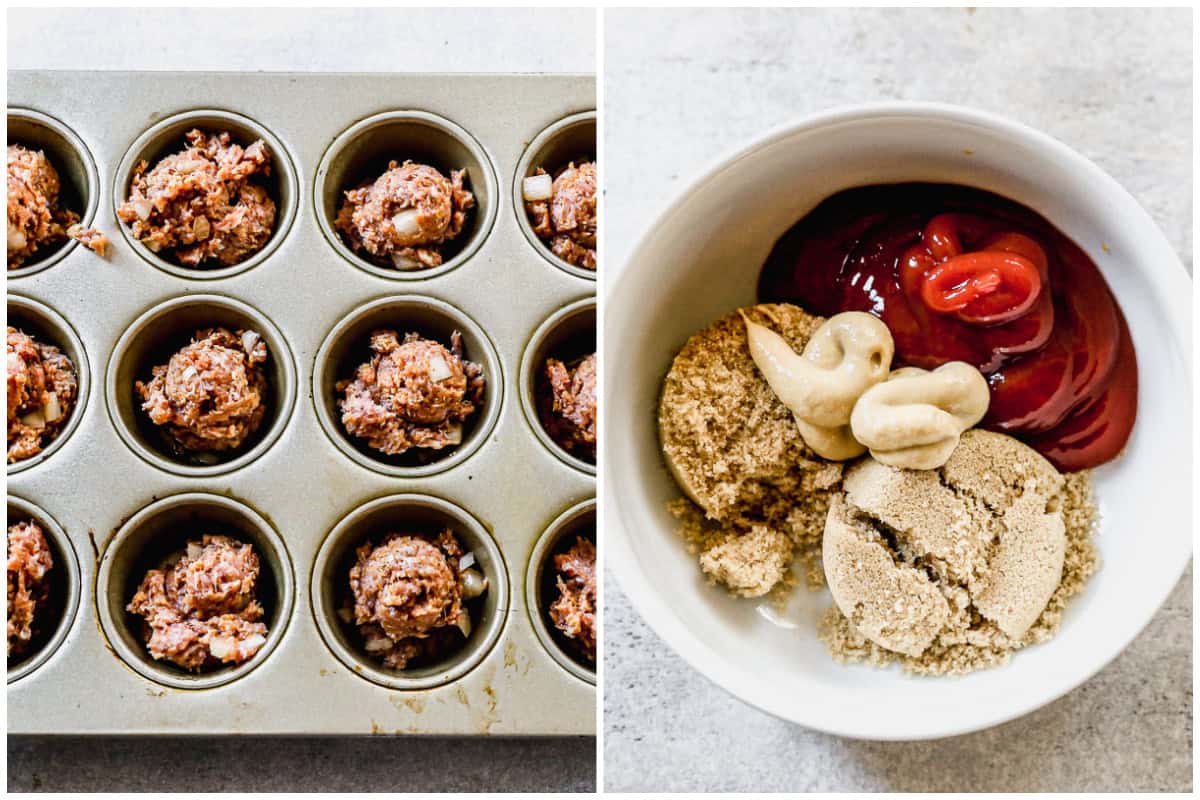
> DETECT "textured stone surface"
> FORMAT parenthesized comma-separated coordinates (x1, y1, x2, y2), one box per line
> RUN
(6, 8, 595, 793)
(603, 7, 1192, 793)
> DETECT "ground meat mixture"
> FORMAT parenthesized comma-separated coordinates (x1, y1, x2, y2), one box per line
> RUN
(7, 520, 54, 658)
(346, 528, 479, 670)
(525, 161, 597, 270)
(7, 326, 78, 463)
(67, 223, 109, 256)
(136, 327, 269, 453)
(539, 353, 597, 462)
(116, 129, 276, 268)
(549, 536, 597, 662)
(335, 160, 474, 270)
(7, 144, 81, 269)
(337, 330, 484, 456)
(127, 534, 269, 671)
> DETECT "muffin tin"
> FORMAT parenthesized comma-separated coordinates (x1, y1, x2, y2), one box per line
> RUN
(7, 70, 595, 735)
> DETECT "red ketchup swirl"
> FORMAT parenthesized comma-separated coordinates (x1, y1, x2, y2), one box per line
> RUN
(758, 183, 1137, 472)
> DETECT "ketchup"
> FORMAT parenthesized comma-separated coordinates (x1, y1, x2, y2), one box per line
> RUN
(758, 183, 1137, 471)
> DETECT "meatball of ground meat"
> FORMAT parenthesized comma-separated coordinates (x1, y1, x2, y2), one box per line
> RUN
(524, 161, 597, 270)
(347, 528, 486, 670)
(539, 352, 597, 462)
(7, 326, 78, 463)
(337, 330, 484, 456)
(116, 129, 276, 267)
(126, 534, 268, 671)
(136, 327, 269, 453)
(334, 160, 474, 270)
(7, 144, 81, 269)
(550, 536, 596, 662)
(7, 520, 54, 658)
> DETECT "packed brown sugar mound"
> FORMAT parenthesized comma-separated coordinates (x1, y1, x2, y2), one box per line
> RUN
(658, 303, 843, 597)
(820, 429, 1099, 675)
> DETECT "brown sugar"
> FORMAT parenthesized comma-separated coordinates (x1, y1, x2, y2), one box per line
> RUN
(659, 303, 842, 596)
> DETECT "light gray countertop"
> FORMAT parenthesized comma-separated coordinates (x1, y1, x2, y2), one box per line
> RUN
(602, 7, 1192, 793)
(6, 8, 595, 793)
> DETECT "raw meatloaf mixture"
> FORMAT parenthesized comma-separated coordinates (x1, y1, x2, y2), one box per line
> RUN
(550, 536, 597, 662)
(7, 144, 78, 269)
(127, 534, 269, 670)
(335, 160, 474, 270)
(7, 520, 54, 658)
(338, 330, 484, 456)
(539, 352, 597, 462)
(525, 161, 597, 270)
(137, 327, 269, 453)
(346, 528, 485, 670)
(7, 326, 78, 463)
(117, 129, 276, 267)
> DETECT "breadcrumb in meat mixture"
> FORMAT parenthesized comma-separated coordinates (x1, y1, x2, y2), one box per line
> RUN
(116, 129, 276, 268)
(525, 161, 597, 270)
(7, 326, 78, 464)
(335, 160, 474, 270)
(7, 520, 54, 658)
(136, 327, 269, 453)
(346, 529, 478, 670)
(7, 144, 81, 269)
(549, 536, 596, 662)
(337, 330, 484, 456)
(127, 534, 268, 671)
(539, 353, 597, 462)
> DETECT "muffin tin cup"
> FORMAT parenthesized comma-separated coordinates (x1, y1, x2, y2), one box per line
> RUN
(112, 108, 299, 280)
(525, 498, 596, 684)
(312, 295, 503, 477)
(7, 293, 91, 476)
(315, 110, 499, 281)
(7, 107, 101, 278)
(105, 293, 298, 478)
(311, 493, 510, 691)
(94, 492, 295, 691)
(6, 496, 82, 685)
(519, 297, 598, 475)
(513, 110, 597, 280)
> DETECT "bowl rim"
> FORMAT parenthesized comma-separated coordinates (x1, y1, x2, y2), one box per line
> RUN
(604, 100, 1193, 741)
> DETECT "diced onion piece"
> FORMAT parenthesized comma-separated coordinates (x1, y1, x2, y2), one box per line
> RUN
(390, 209, 423, 239)
(427, 354, 452, 383)
(522, 173, 553, 202)
(364, 636, 394, 653)
(42, 392, 62, 423)
(461, 568, 488, 599)
(389, 252, 423, 270)
(144, 238, 163, 252)
(458, 551, 476, 571)
(208, 636, 235, 660)
(9, 223, 27, 251)
(66, 223, 83, 238)
(336, 607, 353, 624)
(130, 197, 153, 221)
(444, 423, 463, 445)
(239, 633, 267, 658)
(186, 542, 203, 560)
(182, 365, 199, 381)
(192, 216, 211, 240)
(19, 410, 45, 430)
(455, 613, 473, 639)
(241, 331, 261, 354)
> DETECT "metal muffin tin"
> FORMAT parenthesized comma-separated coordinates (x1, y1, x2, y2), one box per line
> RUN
(7, 70, 596, 735)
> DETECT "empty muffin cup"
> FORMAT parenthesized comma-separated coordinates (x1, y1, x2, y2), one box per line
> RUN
(525, 498, 596, 683)
(95, 492, 293, 690)
(313, 295, 502, 477)
(316, 110, 498, 280)
(311, 493, 509, 690)
(112, 108, 298, 279)
(7, 108, 100, 277)
(519, 297, 597, 475)
(106, 294, 297, 477)
(7, 496, 81, 684)
(7, 294, 91, 475)
(513, 110, 597, 279)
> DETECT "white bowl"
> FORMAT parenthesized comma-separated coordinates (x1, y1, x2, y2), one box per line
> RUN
(604, 103, 1192, 741)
